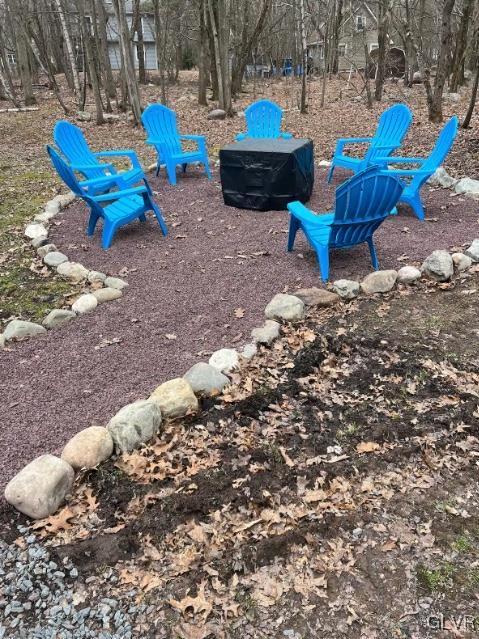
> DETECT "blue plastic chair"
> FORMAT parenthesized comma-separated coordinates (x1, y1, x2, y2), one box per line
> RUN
(287, 166, 404, 281)
(141, 104, 211, 186)
(376, 116, 459, 220)
(236, 99, 292, 141)
(327, 104, 412, 183)
(53, 121, 149, 196)
(46, 145, 167, 249)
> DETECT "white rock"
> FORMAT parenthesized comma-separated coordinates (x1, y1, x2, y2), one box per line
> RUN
(428, 167, 458, 189)
(4, 455, 74, 520)
(54, 192, 76, 208)
(241, 343, 258, 359)
(361, 270, 397, 294)
(108, 400, 162, 452)
(264, 293, 305, 321)
(25, 223, 48, 240)
(93, 287, 122, 303)
(465, 239, 479, 262)
(43, 251, 69, 267)
(421, 250, 454, 282)
(150, 378, 198, 419)
(31, 236, 48, 249)
(45, 200, 61, 216)
(332, 279, 360, 299)
(36, 243, 57, 258)
(397, 266, 422, 284)
(72, 294, 98, 314)
(57, 261, 89, 282)
(455, 177, 479, 197)
(184, 362, 229, 396)
(4, 320, 46, 342)
(207, 109, 227, 120)
(62, 427, 114, 470)
(251, 320, 281, 345)
(452, 252, 473, 271)
(318, 160, 332, 167)
(104, 276, 128, 290)
(103, 113, 120, 121)
(88, 270, 107, 284)
(34, 210, 57, 223)
(77, 111, 92, 121)
(42, 309, 76, 329)
(0, 333, 5, 349)
(209, 348, 239, 374)
(446, 92, 461, 102)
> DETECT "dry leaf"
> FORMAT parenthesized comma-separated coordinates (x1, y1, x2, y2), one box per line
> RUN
(356, 442, 381, 454)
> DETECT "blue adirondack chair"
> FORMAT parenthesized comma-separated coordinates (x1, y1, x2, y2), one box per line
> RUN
(287, 166, 404, 281)
(376, 116, 459, 220)
(141, 104, 211, 186)
(327, 103, 412, 183)
(236, 99, 293, 141)
(53, 121, 150, 196)
(46, 145, 167, 249)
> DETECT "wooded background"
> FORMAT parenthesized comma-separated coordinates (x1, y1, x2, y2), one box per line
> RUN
(0, 0, 477, 127)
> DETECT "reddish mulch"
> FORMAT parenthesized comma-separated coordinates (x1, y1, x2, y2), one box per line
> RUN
(0, 166, 478, 491)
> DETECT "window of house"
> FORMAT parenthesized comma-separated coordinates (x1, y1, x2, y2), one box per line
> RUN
(356, 15, 366, 31)
(7, 52, 16, 65)
(338, 44, 347, 57)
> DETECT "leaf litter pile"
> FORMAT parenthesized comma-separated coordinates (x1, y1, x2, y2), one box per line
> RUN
(3, 270, 479, 638)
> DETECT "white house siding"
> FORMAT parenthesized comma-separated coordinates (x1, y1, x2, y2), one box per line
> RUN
(108, 42, 158, 71)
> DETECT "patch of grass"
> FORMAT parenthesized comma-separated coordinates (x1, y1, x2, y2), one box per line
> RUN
(417, 562, 456, 592)
(452, 534, 474, 554)
(337, 422, 359, 440)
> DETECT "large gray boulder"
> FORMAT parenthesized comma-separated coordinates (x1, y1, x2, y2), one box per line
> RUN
(42, 309, 76, 329)
(4, 320, 46, 342)
(4, 455, 74, 519)
(264, 293, 305, 321)
(25, 223, 48, 240)
(361, 270, 398, 294)
(184, 362, 229, 396)
(421, 250, 454, 282)
(62, 426, 113, 470)
(57, 261, 89, 282)
(43, 251, 68, 268)
(107, 400, 162, 452)
(455, 177, 479, 198)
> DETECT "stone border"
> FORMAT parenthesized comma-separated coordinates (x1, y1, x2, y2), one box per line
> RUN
(4, 237, 479, 519)
(0, 193, 129, 348)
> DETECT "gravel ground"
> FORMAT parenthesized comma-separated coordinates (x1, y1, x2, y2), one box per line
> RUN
(0, 166, 478, 491)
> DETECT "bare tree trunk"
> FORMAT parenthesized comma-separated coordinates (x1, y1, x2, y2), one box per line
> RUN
(131, 0, 147, 84)
(429, 0, 456, 122)
(462, 57, 479, 127)
(112, 0, 142, 123)
(96, 0, 117, 101)
(78, 0, 104, 123)
(207, 0, 224, 108)
(450, 0, 475, 92)
(330, 0, 343, 74)
(153, 0, 168, 104)
(8, 0, 36, 105)
(299, 0, 308, 113)
(54, 0, 81, 99)
(375, 0, 390, 101)
(198, 0, 209, 105)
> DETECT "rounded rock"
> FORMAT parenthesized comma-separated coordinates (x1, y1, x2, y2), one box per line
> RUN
(4, 319, 47, 342)
(209, 348, 239, 373)
(332, 279, 360, 300)
(150, 378, 198, 419)
(421, 250, 454, 282)
(264, 293, 305, 321)
(43, 252, 68, 268)
(36, 243, 57, 258)
(88, 270, 107, 284)
(452, 252, 473, 272)
(57, 261, 89, 282)
(72, 293, 98, 314)
(184, 362, 230, 396)
(93, 287, 123, 303)
(25, 223, 48, 240)
(251, 320, 281, 345)
(104, 276, 128, 290)
(465, 239, 479, 262)
(361, 270, 397, 294)
(107, 400, 162, 452)
(42, 309, 76, 329)
(293, 287, 340, 307)
(397, 266, 422, 284)
(61, 427, 114, 470)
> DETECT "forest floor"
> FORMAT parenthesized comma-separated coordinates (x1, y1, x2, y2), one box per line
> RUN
(1, 268, 479, 638)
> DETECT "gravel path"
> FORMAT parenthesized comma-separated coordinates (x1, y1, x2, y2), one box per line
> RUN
(0, 167, 477, 491)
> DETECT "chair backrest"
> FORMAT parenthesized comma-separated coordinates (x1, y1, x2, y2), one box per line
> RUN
(53, 121, 106, 179)
(365, 103, 413, 165)
(329, 166, 403, 248)
(46, 144, 88, 200)
(141, 104, 182, 155)
(244, 99, 284, 139)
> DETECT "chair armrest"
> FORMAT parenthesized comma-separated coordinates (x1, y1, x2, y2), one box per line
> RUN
(376, 156, 425, 165)
(287, 201, 334, 225)
(180, 135, 206, 142)
(94, 150, 142, 170)
(72, 162, 115, 172)
(79, 174, 126, 188)
(382, 168, 431, 177)
(145, 138, 163, 146)
(91, 185, 148, 202)
(280, 132, 293, 139)
(335, 137, 372, 154)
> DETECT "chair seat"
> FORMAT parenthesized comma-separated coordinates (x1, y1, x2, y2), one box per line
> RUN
(302, 212, 335, 246)
(104, 194, 145, 222)
(170, 150, 205, 163)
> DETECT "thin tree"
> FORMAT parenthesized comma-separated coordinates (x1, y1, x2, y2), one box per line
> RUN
(78, 0, 104, 123)
(299, 0, 308, 113)
(112, 0, 142, 123)
(198, 0, 209, 105)
(8, 0, 36, 105)
(375, 0, 391, 102)
(450, 0, 476, 92)
(54, 0, 81, 99)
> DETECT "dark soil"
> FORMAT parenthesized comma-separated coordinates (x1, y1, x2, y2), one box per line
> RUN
(0, 166, 478, 492)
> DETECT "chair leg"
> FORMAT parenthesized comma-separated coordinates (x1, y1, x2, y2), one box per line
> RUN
(101, 221, 117, 249)
(151, 201, 168, 236)
(287, 216, 300, 252)
(411, 193, 425, 221)
(165, 162, 177, 185)
(367, 238, 379, 270)
(139, 213, 147, 223)
(182, 163, 187, 173)
(327, 162, 335, 184)
(317, 246, 330, 282)
(203, 159, 212, 180)
(87, 211, 100, 236)
(155, 162, 161, 177)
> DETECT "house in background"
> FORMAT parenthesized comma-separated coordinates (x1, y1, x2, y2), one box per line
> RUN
(103, 1, 158, 71)
(308, 0, 405, 77)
